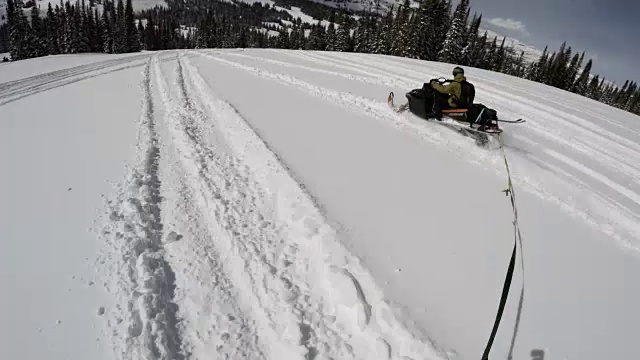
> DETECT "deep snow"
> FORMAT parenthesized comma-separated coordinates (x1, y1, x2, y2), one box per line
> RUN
(1, 49, 639, 360)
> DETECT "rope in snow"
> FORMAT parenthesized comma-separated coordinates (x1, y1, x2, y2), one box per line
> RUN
(480, 137, 526, 360)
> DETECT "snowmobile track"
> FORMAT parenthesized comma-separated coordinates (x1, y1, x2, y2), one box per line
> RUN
(155, 54, 269, 359)
(0, 54, 153, 106)
(163, 53, 357, 359)
(100, 57, 184, 360)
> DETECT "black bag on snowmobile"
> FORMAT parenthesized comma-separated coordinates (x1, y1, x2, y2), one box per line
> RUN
(405, 83, 438, 119)
(467, 104, 498, 125)
(406, 89, 429, 119)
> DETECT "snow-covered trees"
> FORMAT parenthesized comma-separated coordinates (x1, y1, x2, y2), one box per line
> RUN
(438, 0, 468, 63)
(5, 0, 140, 59)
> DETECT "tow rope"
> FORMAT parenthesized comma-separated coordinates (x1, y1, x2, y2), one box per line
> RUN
(481, 136, 526, 360)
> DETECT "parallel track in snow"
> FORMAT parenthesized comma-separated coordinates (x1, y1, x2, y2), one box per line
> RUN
(0, 54, 151, 106)
(99, 51, 443, 360)
(152, 53, 357, 359)
(100, 57, 184, 360)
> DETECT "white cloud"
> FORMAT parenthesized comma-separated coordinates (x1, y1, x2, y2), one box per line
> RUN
(488, 18, 528, 35)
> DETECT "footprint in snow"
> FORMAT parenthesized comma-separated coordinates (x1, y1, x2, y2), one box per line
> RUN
(164, 231, 182, 244)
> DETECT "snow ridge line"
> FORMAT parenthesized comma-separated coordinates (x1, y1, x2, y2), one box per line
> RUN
(101, 57, 184, 360)
(182, 53, 445, 360)
(210, 50, 403, 88)
(0, 54, 151, 106)
(293, 51, 419, 89)
(192, 51, 451, 146)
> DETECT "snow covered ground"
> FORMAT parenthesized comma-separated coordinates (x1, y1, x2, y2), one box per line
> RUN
(1, 49, 639, 360)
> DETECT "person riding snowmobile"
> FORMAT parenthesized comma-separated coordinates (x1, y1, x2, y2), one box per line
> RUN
(428, 66, 471, 119)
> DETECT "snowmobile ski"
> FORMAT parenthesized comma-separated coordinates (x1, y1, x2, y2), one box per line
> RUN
(494, 118, 526, 124)
(388, 92, 410, 113)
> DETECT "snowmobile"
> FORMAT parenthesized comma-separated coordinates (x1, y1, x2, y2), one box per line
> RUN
(388, 78, 525, 147)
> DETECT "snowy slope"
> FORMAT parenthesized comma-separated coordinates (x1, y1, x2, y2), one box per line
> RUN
(1, 49, 640, 360)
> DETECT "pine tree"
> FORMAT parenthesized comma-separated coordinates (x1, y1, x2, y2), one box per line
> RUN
(483, 36, 498, 70)
(373, 5, 393, 54)
(289, 18, 302, 50)
(113, 0, 125, 53)
(548, 42, 570, 88)
(572, 58, 592, 95)
(460, 13, 481, 65)
(411, 0, 430, 60)
(236, 25, 248, 48)
(430, 0, 451, 60)
(492, 36, 506, 71)
(64, 2, 77, 53)
(352, 16, 367, 53)
(505, 50, 525, 77)
(438, 0, 468, 63)
(613, 80, 629, 105)
(468, 30, 487, 68)
(389, 0, 408, 56)
(144, 15, 156, 50)
(57, 2, 68, 54)
(91, 8, 101, 52)
(29, 5, 47, 57)
(276, 25, 289, 49)
(325, 13, 336, 51)
(527, 46, 547, 81)
(124, 0, 139, 52)
(335, 13, 352, 52)
(77, 1, 90, 53)
(45, 4, 60, 54)
(564, 51, 580, 90)
(102, 1, 113, 53)
(586, 74, 600, 99)
(7, 0, 29, 60)
(627, 91, 640, 113)
(308, 23, 326, 50)
(567, 51, 584, 91)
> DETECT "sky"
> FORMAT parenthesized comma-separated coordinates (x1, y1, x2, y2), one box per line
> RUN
(464, 0, 639, 85)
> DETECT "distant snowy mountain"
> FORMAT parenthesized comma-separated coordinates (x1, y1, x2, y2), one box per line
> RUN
(481, 28, 543, 64)
(242, 0, 401, 13)
(310, 0, 397, 12)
